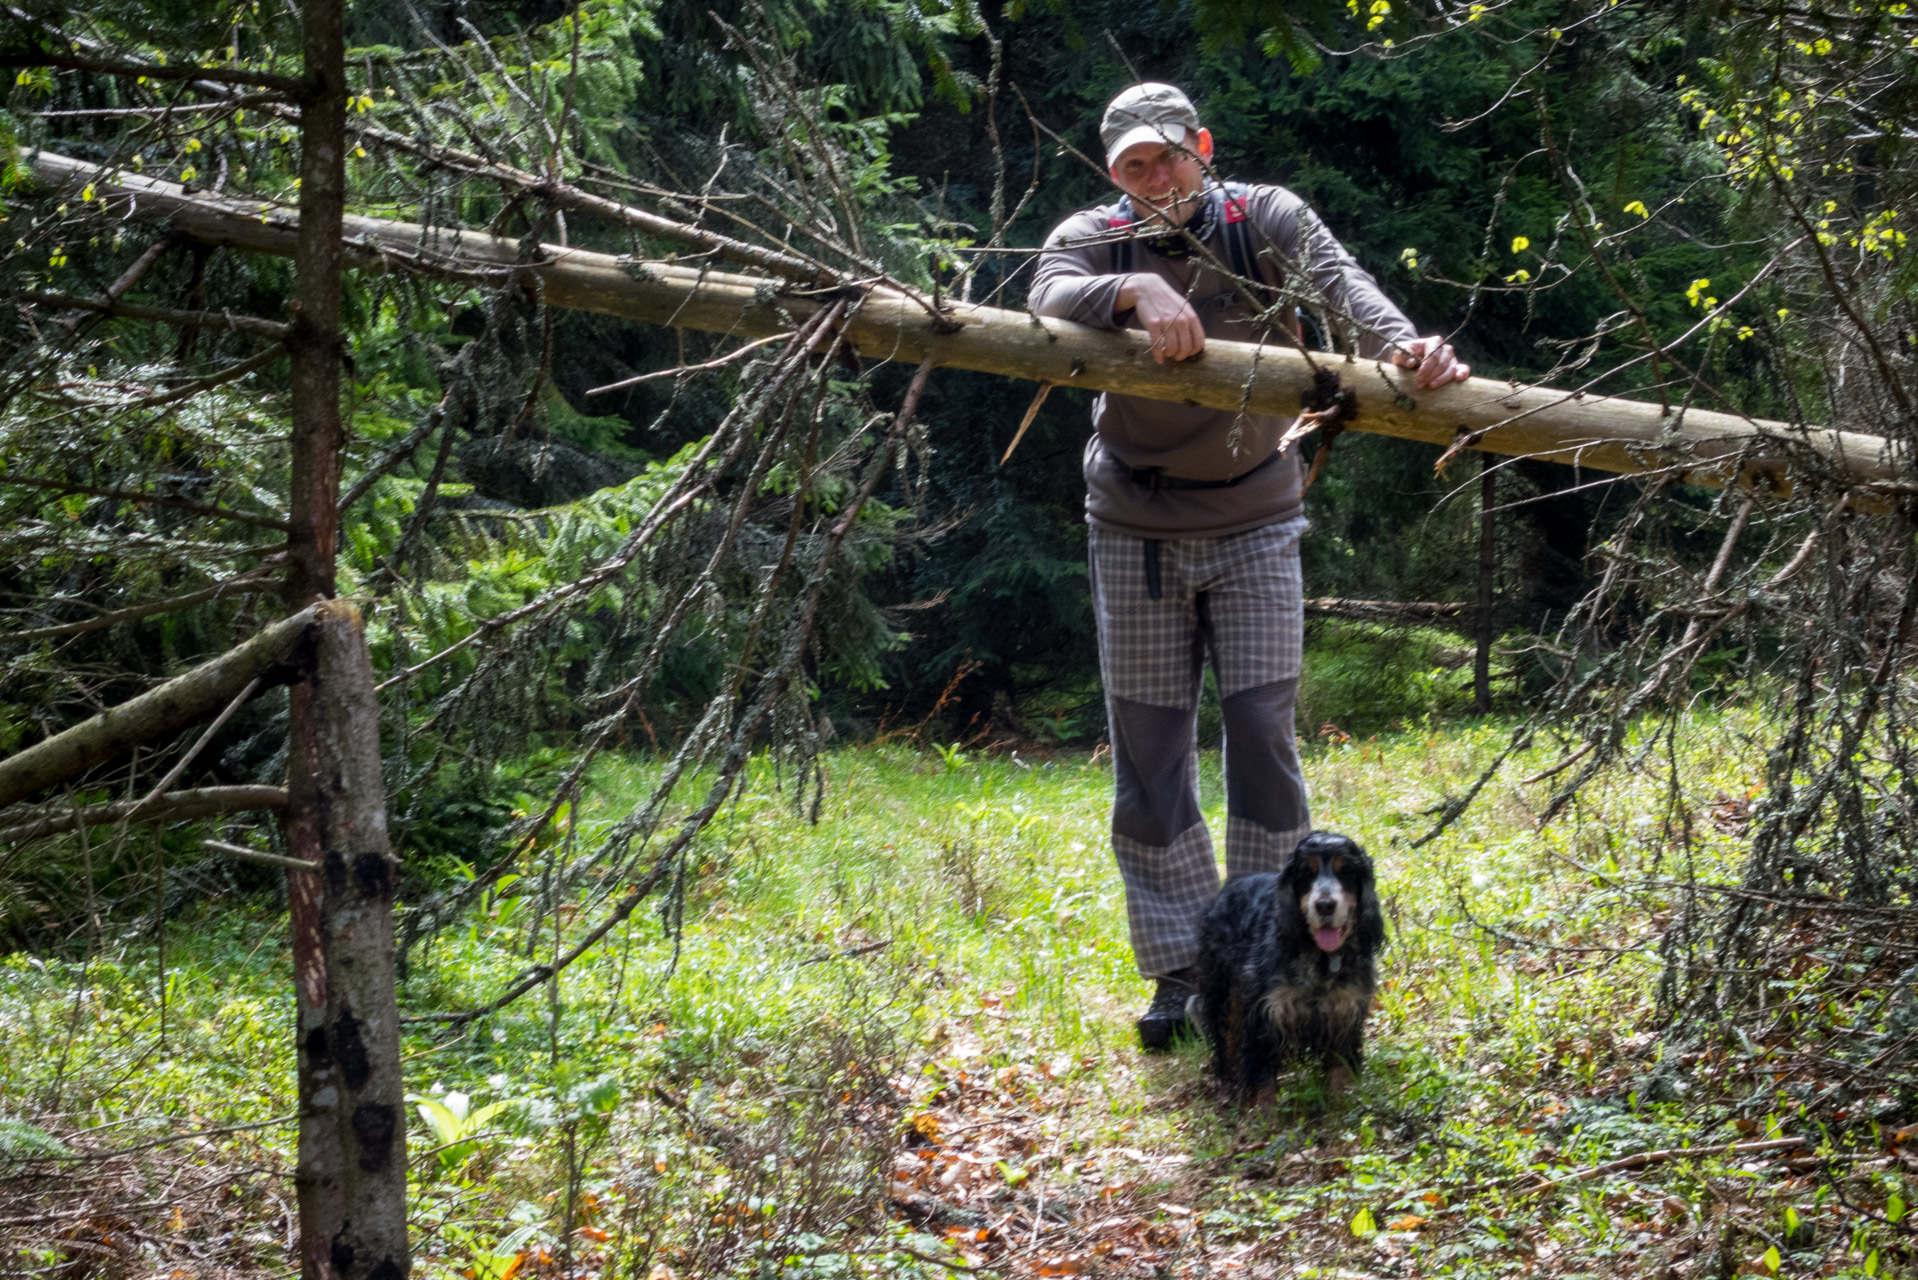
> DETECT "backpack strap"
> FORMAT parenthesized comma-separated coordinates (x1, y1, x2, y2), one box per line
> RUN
(1220, 182, 1268, 300)
(1218, 181, 1297, 338)
(1107, 196, 1136, 276)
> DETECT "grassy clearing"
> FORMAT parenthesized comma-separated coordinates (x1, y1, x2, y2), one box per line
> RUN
(3, 712, 1913, 1278)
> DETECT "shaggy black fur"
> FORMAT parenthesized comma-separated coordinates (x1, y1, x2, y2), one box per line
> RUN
(1194, 832, 1386, 1103)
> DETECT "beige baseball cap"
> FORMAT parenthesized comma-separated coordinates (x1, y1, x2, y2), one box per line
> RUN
(1100, 82, 1201, 168)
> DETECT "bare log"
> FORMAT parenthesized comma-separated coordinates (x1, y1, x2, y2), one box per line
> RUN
(27, 149, 1910, 494)
(0, 605, 315, 810)
(0, 785, 287, 845)
(1306, 598, 1473, 629)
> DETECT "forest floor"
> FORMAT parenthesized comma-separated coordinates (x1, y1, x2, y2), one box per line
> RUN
(2, 713, 1913, 1279)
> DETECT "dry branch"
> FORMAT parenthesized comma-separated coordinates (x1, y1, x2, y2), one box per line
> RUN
(27, 150, 1910, 494)
(204, 837, 316, 875)
(0, 785, 287, 845)
(1305, 597, 1473, 629)
(24, 291, 292, 339)
(0, 472, 291, 531)
(1, 572, 275, 643)
(1520, 1136, 1809, 1194)
(0, 604, 315, 810)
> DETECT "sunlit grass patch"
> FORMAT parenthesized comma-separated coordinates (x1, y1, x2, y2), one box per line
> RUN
(7, 706, 1911, 1278)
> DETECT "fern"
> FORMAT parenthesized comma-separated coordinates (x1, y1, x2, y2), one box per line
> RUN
(0, 1119, 73, 1162)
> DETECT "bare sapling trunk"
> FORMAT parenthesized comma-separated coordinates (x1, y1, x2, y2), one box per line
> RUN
(308, 601, 409, 1280)
(280, 1, 407, 1276)
(1476, 460, 1495, 714)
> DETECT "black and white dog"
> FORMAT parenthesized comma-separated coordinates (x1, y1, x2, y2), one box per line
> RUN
(1193, 832, 1385, 1104)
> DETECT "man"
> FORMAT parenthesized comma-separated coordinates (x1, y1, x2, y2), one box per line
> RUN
(1028, 82, 1469, 1050)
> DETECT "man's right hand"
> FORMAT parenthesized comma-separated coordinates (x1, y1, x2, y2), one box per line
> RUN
(1117, 273, 1205, 364)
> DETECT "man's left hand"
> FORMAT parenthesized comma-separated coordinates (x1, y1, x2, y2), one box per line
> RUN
(1395, 336, 1471, 389)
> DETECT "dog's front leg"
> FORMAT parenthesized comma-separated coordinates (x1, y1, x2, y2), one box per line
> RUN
(1238, 1005, 1281, 1109)
(1321, 1005, 1368, 1096)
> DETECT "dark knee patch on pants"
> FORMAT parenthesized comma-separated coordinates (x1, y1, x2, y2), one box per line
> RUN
(1109, 696, 1201, 847)
(1222, 679, 1306, 836)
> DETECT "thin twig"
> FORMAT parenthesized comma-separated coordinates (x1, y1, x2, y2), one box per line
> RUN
(1516, 1137, 1808, 1195)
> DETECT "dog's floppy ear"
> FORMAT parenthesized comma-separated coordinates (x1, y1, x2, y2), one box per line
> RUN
(1355, 856, 1387, 954)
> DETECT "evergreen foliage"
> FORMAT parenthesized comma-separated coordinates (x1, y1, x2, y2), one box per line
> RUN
(0, 0, 1914, 1269)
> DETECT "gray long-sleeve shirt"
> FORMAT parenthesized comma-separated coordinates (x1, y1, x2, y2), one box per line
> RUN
(1028, 183, 1418, 539)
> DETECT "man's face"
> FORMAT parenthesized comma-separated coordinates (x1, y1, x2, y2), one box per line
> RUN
(1110, 128, 1213, 226)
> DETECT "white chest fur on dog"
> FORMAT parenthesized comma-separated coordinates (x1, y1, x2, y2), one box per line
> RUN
(1259, 957, 1371, 1033)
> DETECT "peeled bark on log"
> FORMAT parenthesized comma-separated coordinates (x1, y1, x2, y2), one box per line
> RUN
(0, 605, 315, 810)
(0, 785, 287, 846)
(27, 150, 1910, 494)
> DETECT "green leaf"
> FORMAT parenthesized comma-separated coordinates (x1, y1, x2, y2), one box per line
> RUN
(1351, 1207, 1377, 1237)
(1866, 1248, 1881, 1276)
(1887, 1193, 1907, 1223)
(467, 1099, 518, 1131)
(583, 1079, 621, 1115)
(1785, 1206, 1799, 1232)
(412, 1096, 465, 1147)
(1762, 1245, 1781, 1272)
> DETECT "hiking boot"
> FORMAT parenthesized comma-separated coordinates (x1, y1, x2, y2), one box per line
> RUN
(1136, 967, 1199, 1053)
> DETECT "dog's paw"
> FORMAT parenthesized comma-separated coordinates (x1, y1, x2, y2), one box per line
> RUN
(1184, 993, 1207, 1036)
(1325, 1064, 1355, 1096)
(1252, 1080, 1278, 1110)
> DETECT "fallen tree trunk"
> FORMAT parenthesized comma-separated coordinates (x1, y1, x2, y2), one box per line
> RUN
(0, 785, 288, 846)
(0, 605, 315, 810)
(26, 150, 1909, 493)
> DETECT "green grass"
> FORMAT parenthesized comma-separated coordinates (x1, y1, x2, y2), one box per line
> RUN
(3, 712, 1913, 1278)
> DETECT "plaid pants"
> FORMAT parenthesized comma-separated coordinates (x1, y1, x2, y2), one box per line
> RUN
(1090, 517, 1313, 977)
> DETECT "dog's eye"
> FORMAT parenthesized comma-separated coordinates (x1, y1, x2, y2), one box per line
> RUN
(1304, 858, 1319, 875)
(1331, 856, 1344, 874)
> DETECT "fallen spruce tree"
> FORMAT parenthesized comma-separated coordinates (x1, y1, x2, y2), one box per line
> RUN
(26, 149, 1910, 498)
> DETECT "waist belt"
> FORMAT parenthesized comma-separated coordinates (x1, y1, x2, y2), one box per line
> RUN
(1125, 448, 1282, 491)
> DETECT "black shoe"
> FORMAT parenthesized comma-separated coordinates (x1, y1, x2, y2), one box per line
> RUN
(1137, 969, 1198, 1053)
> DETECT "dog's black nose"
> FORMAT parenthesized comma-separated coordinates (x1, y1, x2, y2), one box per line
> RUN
(1313, 897, 1336, 916)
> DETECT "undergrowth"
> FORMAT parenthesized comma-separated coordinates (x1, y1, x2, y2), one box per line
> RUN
(2, 711, 1914, 1278)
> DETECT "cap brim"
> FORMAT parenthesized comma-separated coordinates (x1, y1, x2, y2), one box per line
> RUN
(1105, 122, 1189, 169)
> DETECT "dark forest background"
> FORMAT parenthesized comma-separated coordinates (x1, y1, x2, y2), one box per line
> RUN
(496, 0, 1729, 740)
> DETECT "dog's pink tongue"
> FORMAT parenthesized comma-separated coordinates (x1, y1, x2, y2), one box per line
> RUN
(1315, 928, 1344, 952)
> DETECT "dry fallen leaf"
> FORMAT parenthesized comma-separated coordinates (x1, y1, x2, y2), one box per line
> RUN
(1387, 1215, 1427, 1231)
